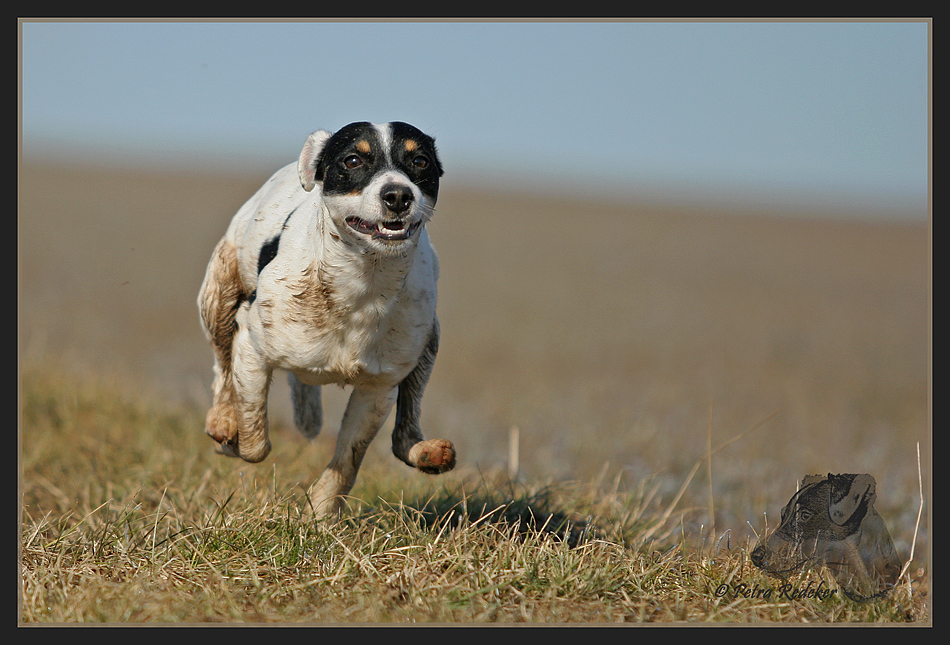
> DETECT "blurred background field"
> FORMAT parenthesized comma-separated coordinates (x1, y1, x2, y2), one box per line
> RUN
(18, 158, 929, 561)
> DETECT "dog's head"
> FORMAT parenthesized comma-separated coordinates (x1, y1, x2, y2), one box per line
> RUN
(297, 121, 443, 254)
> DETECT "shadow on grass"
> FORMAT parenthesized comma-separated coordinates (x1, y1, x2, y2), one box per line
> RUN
(344, 473, 668, 550)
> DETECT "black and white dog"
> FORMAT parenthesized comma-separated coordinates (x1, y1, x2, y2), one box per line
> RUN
(198, 121, 455, 517)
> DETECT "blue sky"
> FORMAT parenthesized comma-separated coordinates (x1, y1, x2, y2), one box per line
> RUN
(20, 20, 930, 217)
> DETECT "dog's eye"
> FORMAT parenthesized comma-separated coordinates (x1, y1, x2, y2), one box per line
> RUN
(412, 155, 429, 169)
(343, 155, 363, 169)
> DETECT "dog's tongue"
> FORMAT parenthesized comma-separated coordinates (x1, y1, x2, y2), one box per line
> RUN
(346, 217, 376, 235)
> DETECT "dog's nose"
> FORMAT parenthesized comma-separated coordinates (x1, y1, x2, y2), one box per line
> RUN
(381, 184, 414, 214)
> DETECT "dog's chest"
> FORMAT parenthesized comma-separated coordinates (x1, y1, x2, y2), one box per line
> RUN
(252, 254, 435, 386)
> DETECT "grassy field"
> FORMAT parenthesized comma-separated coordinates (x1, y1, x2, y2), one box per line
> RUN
(18, 160, 930, 624)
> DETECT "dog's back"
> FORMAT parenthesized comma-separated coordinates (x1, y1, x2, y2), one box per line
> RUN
(221, 162, 308, 297)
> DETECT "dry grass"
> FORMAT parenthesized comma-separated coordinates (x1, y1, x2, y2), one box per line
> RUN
(18, 160, 929, 624)
(19, 363, 928, 624)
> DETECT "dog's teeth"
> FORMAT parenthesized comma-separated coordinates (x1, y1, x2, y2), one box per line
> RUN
(346, 216, 419, 241)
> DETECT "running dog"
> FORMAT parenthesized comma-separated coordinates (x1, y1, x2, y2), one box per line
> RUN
(197, 121, 456, 517)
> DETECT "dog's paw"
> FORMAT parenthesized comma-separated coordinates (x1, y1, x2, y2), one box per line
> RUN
(408, 439, 456, 474)
(205, 404, 238, 443)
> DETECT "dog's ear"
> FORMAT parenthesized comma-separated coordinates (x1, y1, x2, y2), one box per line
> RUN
(298, 130, 333, 192)
(828, 473, 876, 525)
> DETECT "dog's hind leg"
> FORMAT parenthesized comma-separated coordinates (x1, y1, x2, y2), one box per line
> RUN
(391, 320, 457, 475)
(226, 309, 273, 463)
(197, 238, 244, 453)
(289, 372, 323, 438)
(308, 385, 397, 517)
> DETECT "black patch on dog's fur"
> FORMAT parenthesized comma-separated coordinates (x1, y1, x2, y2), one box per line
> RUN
(315, 121, 379, 194)
(389, 121, 443, 200)
(258, 235, 281, 275)
(257, 210, 297, 276)
(317, 122, 443, 202)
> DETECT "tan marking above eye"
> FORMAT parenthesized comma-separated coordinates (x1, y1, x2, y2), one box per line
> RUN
(404, 139, 419, 152)
(356, 140, 371, 153)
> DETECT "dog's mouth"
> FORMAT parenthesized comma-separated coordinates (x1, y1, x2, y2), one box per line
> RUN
(345, 217, 420, 241)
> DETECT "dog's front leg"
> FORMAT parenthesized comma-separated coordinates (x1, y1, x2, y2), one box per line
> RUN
(391, 321, 456, 475)
(308, 385, 398, 518)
